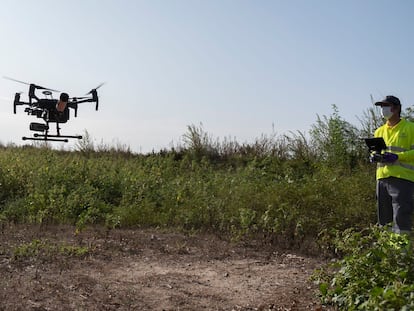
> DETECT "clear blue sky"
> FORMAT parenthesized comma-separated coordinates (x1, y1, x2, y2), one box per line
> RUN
(0, 0, 413, 153)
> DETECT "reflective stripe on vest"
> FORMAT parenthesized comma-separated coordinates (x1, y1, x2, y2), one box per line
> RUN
(387, 146, 407, 152)
(378, 161, 414, 171)
(379, 144, 414, 170)
(386, 145, 414, 152)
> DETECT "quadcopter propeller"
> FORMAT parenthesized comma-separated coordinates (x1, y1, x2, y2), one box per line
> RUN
(85, 82, 105, 95)
(3, 76, 30, 85)
(3, 76, 60, 92)
(85, 82, 105, 111)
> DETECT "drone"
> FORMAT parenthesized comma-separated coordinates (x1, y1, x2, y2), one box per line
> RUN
(5, 76, 103, 142)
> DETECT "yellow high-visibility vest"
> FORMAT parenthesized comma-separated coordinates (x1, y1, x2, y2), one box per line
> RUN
(375, 118, 414, 182)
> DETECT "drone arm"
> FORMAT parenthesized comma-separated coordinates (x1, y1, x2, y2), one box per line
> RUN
(13, 93, 30, 114)
(67, 102, 78, 117)
(65, 85, 101, 116)
(91, 89, 98, 110)
(71, 98, 94, 104)
(13, 93, 20, 114)
(28, 84, 39, 104)
(69, 97, 98, 111)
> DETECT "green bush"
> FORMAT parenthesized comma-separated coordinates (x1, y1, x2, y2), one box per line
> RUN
(0, 106, 381, 243)
(314, 226, 414, 310)
(0, 143, 376, 242)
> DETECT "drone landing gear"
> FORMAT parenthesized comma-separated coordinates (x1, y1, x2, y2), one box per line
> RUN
(23, 122, 83, 142)
(35, 134, 82, 139)
(22, 134, 83, 143)
(22, 136, 70, 143)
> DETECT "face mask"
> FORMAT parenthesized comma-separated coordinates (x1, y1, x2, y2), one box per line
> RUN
(381, 106, 393, 120)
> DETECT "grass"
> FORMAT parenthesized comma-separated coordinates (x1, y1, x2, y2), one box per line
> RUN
(12, 239, 90, 261)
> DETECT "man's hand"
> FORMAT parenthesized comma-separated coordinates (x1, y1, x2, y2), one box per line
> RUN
(369, 153, 382, 163)
(381, 152, 398, 163)
(381, 152, 399, 163)
(369, 152, 398, 163)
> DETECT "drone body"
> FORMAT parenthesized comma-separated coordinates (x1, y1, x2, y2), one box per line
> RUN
(6, 77, 103, 142)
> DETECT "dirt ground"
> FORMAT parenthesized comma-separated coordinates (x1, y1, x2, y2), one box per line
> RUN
(0, 225, 333, 311)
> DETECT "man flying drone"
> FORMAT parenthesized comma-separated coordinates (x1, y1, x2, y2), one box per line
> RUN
(4, 77, 103, 142)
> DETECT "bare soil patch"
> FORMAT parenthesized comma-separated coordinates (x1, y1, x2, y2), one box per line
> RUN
(0, 225, 332, 310)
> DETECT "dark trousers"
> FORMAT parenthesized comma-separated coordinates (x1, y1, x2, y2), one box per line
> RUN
(377, 177, 414, 233)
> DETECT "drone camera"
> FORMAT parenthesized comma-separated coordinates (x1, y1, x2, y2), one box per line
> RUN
(30, 122, 49, 132)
